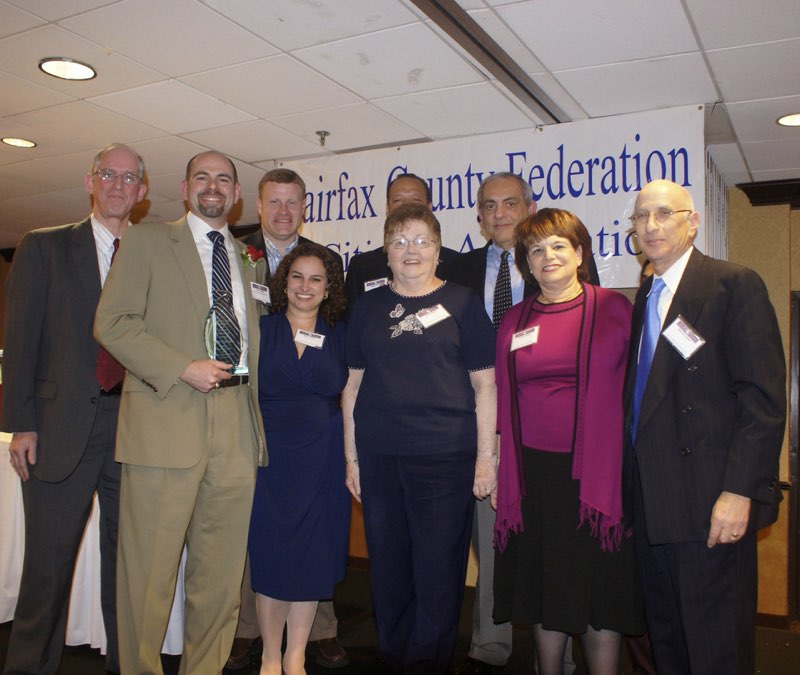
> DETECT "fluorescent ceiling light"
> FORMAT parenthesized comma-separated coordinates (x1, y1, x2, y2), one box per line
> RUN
(38, 57, 96, 81)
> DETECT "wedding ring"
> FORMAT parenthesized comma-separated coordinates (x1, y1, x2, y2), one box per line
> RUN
(731, 532, 739, 538)
(214, 382, 220, 389)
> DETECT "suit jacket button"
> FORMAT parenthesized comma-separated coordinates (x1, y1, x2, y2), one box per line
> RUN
(682, 404, 693, 414)
(687, 364, 698, 372)
(680, 447, 691, 456)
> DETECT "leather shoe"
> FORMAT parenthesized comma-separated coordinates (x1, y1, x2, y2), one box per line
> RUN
(450, 656, 505, 674)
(225, 636, 262, 671)
(311, 637, 350, 668)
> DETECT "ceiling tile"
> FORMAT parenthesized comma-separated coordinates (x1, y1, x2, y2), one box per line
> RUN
(0, 24, 166, 97)
(741, 138, 800, 172)
(89, 81, 256, 134)
(0, 0, 45, 38)
(59, 0, 277, 77)
(554, 54, 716, 118)
(4, 0, 118, 21)
(465, 8, 546, 73)
(180, 55, 360, 120)
(726, 96, 800, 143)
(522, 71, 587, 120)
(496, 0, 699, 71)
(0, 120, 90, 161)
(181, 120, 323, 163)
(685, 0, 800, 50)
(706, 142, 750, 184)
(293, 23, 482, 99)
(202, 0, 418, 51)
(750, 168, 800, 182)
(707, 39, 800, 102)
(7, 101, 166, 145)
(0, 148, 97, 198)
(374, 83, 533, 138)
(129, 136, 212, 179)
(271, 103, 424, 152)
(0, 71, 73, 116)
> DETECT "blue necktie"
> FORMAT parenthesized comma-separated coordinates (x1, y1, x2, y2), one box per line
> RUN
(632, 277, 666, 442)
(207, 231, 241, 367)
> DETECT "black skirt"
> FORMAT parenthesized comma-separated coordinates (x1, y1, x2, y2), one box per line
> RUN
(493, 448, 644, 635)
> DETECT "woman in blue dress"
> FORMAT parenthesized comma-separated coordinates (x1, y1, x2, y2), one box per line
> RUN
(248, 243, 350, 675)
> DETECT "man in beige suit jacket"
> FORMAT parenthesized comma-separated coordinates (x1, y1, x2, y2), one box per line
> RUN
(95, 151, 267, 675)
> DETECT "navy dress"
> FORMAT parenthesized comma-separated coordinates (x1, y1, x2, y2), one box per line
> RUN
(248, 311, 350, 600)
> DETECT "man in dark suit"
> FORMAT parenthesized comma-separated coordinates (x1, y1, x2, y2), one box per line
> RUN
(344, 173, 459, 308)
(624, 179, 786, 675)
(95, 151, 267, 674)
(228, 167, 348, 671)
(2, 143, 147, 675)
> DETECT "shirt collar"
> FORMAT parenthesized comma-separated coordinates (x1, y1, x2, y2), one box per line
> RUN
(488, 241, 514, 264)
(654, 245, 694, 296)
(187, 212, 231, 242)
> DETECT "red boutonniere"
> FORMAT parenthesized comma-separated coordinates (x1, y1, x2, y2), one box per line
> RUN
(241, 245, 265, 267)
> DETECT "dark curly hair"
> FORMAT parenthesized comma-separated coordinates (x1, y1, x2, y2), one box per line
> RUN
(269, 243, 347, 324)
(514, 208, 592, 287)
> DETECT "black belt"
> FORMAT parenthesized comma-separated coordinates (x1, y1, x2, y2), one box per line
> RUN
(100, 383, 123, 396)
(219, 375, 249, 388)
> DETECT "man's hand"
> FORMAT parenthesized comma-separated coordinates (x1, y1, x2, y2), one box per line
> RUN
(179, 359, 233, 393)
(9, 431, 38, 481)
(707, 491, 751, 547)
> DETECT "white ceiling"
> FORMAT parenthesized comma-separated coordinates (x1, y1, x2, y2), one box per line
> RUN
(0, 0, 798, 248)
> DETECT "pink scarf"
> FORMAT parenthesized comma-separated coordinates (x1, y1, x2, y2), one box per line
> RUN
(494, 284, 632, 553)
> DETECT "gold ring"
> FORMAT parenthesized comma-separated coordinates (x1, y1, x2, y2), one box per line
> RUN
(731, 532, 739, 538)
(214, 382, 220, 389)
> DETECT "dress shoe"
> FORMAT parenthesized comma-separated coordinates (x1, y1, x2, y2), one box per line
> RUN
(311, 637, 350, 668)
(225, 636, 262, 671)
(450, 656, 505, 674)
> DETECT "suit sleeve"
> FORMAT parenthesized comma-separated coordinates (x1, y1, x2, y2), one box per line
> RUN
(2, 233, 48, 431)
(94, 226, 191, 399)
(720, 268, 786, 503)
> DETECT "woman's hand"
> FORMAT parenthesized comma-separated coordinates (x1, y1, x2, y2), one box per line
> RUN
(473, 452, 497, 500)
(345, 460, 361, 503)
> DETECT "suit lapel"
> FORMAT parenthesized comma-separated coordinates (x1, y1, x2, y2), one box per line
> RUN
(636, 249, 707, 434)
(169, 218, 212, 322)
(70, 218, 102, 307)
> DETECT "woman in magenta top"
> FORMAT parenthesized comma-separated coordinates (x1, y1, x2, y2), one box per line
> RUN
(492, 208, 643, 675)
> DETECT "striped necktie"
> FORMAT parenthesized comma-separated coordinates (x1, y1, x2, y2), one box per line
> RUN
(207, 231, 241, 367)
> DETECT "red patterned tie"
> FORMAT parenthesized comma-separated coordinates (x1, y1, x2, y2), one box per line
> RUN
(95, 238, 125, 391)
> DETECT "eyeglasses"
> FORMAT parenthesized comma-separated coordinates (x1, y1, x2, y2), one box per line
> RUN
(387, 236, 438, 250)
(628, 208, 692, 226)
(94, 169, 142, 185)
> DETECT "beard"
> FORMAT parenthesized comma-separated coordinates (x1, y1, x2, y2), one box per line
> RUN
(196, 191, 226, 218)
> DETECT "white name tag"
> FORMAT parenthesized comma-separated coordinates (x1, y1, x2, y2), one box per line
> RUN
(251, 282, 271, 304)
(295, 329, 326, 349)
(662, 315, 705, 359)
(416, 304, 451, 328)
(510, 326, 540, 351)
(364, 277, 389, 292)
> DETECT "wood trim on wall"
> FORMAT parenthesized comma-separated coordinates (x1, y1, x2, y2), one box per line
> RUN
(738, 179, 800, 210)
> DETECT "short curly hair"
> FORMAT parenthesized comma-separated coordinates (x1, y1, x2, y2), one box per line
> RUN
(269, 243, 347, 324)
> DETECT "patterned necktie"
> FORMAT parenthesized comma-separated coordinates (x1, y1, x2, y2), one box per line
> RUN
(95, 238, 125, 391)
(493, 250, 513, 331)
(632, 277, 666, 441)
(207, 231, 241, 367)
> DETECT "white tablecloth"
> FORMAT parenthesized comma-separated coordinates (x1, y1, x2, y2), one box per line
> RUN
(0, 433, 185, 654)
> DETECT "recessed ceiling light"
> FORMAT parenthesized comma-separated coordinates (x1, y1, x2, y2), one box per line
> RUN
(38, 57, 96, 81)
(777, 113, 800, 127)
(2, 137, 37, 148)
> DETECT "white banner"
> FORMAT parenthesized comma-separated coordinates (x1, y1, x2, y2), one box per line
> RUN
(285, 105, 705, 288)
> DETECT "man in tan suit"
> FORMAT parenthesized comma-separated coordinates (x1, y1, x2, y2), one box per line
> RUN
(95, 151, 267, 674)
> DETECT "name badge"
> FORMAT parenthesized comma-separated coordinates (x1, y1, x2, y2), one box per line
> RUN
(511, 326, 539, 351)
(295, 329, 325, 349)
(662, 315, 705, 359)
(251, 282, 271, 304)
(364, 277, 389, 292)
(416, 304, 451, 328)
